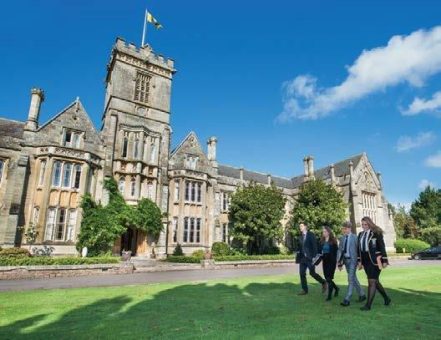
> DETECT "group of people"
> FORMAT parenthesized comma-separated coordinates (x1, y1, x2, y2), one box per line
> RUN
(296, 216, 391, 311)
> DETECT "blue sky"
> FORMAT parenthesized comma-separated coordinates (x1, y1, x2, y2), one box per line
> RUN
(0, 0, 440, 206)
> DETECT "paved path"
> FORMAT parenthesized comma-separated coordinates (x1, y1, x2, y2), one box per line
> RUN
(0, 259, 438, 292)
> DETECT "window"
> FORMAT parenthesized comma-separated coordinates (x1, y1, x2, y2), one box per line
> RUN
(55, 208, 67, 240)
(183, 217, 189, 243)
(73, 164, 82, 189)
(66, 209, 77, 241)
(174, 180, 180, 202)
(185, 181, 202, 203)
(133, 138, 140, 159)
(134, 72, 151, 103)
(63, 130, 81, 148)
(172, 217, 178, 243)
(0, 159, 3, 182)
(62, 163, 73, 188)
(122, 137, 128, 158)
(150, 143, 157, 163)
(185, 155, 199, 170)
(131, 178, 136, 197)
(362, 191, 377, 223)
(222, 192, 230, 211)
(44, 208, 56, 240)
(196, 218, 201, 243)
(52, 161, 62, 187)
(118, 178, 125, 195)
(38, 160, 46, 186)
(189, 217, 195, 243)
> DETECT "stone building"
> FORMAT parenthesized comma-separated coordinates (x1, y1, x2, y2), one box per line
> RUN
(0, 38, 396, 256)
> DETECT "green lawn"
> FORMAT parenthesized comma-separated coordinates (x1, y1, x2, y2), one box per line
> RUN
(0, 266, 440, 339)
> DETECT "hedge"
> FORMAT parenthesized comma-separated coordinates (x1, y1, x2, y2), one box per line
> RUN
(0, 248, 31, 257)
(213, 254, 294, 262)
(164, 256, 201, 263)
(0, 256, 120, 267)
(395, 239, 430, 253)
(165, 254, 294, 263)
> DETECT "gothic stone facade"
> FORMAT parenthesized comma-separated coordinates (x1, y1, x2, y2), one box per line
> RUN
(0, 38, 396, 255)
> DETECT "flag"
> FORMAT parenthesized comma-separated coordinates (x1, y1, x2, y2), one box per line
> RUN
(146, 12, 163, 29)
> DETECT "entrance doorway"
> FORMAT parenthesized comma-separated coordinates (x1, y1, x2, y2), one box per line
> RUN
(121, 228, 138, 256)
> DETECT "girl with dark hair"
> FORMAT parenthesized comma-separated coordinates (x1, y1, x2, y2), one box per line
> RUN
(357, 216, 391, 311)
(320, 226, 339, 301)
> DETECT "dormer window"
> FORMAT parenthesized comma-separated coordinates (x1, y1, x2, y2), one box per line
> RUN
(63, 129, 82, 148)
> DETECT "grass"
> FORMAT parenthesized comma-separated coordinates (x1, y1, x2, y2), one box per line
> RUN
(0, 266, 440, 339)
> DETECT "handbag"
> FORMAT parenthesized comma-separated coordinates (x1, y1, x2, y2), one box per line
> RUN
(312, 253, 322, 266)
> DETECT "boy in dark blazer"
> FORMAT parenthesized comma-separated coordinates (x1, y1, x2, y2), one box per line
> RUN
(297, 223, 327, 295)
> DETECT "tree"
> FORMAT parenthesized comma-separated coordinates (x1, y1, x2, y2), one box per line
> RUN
(393, 205, 419, 239)
(410, 186, 441, 229)
(134, 198, 163, 238)
(229, 183, 286, 255)
(290, 179, 346, 240)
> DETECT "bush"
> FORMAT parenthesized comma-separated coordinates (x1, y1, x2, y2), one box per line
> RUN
(0, 248, 31, 257)
(420, 227, 441, 246)
(395, 239, 430, 253)
(172, 244, 184, 256)
(211, 242, 231, 256)
(165, 256, 201, 263)
(214, 254, 294, 262)
(192, 250, 205, 260)
(0, 256, 119, 266)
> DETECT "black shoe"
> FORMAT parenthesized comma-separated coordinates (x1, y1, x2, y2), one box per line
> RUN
(358, 295, 367, 303)
(334, 287, 340, 297)
(298, 291, 308, 296)
(360, 305, 371, 311)
(340, 300, 350, 307)
(326, 296, 332, 301)
(384, 297, 391, 306)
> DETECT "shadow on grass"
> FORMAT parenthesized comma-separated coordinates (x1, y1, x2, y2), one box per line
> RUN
(1, 282, 440, 339)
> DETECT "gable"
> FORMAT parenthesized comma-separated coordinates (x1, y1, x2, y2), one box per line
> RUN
(353, 154, 381, 192)
(169, 131, 211, 172)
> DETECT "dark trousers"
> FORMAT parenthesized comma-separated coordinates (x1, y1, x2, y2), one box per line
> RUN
(299, 260, 325, 292)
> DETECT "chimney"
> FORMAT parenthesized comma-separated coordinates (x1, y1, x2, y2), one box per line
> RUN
(239, 167, 244, 181)
(24, 88, 44, 131)
(207, 136, 217, 161)
(377, 172, 382, 188)
(307, 156, 314, 177)
(330, 164, 336, 184)
(267, 174, 272, 185)
(349, 160, 354, 178)
(303, 157, 309, 177)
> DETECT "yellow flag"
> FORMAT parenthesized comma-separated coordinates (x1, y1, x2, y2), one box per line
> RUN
(146, 12, 163, 29)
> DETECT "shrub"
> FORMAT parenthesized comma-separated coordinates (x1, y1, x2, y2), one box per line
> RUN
(0, 248, 31, 257)
(0, 256, 119, 266)
(211, 242, 231, 256)
(420, 227, 441, 246)
(192, 250, 205, 260)
(395, 239, 430, 253)
(173, 244, 184, 256)
(165, 256, 201, 263)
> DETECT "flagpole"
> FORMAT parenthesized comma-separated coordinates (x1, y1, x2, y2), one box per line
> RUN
(141, 9, 147, 47)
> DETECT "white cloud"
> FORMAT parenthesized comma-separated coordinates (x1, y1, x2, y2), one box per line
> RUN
(278, 26, 441, 121)
(418, 179, 437, 190)
(425, 151, 441, 167)
(402, 91, 441, 116)
(395, 132, 436, 152)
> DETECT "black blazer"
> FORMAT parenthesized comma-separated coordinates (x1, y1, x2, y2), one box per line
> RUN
(298, 231, 319, 261)
(357, 230, 389, 266)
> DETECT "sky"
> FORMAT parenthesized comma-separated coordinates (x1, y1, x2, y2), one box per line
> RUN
(0, 0, 440, 206)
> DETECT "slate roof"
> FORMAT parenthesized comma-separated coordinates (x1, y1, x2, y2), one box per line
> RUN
(218, 153, 364, 190)
(0, 118, 25, 149)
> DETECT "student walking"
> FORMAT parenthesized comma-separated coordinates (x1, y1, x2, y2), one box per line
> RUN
(320, 226, 339, 301)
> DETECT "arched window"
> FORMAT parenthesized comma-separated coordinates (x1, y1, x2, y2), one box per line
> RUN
(147, 181, 154, 200)
(133, 139, 140, 159)
(73, 164, 82, 189)
(62, 163, 73, 188)
(150, 143, 157, 163)
(38, 160, 46, 186)
(52, 161, 62, 187)
(118, 177, 125, 195)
